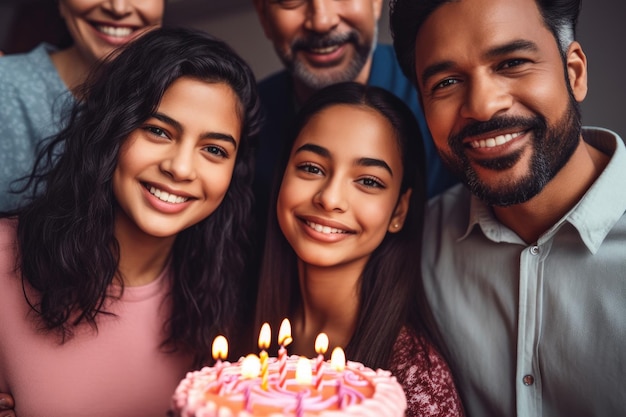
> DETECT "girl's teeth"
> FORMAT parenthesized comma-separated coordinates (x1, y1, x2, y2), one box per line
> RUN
(307, 221, 347, 234)
(149, 186, 188, 204)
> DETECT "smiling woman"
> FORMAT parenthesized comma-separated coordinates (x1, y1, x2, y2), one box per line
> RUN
(0, 0, 165, 212)
(0, 26, 260, 417)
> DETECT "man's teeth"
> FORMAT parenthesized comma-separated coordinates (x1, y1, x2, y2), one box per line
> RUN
(97, 25, 133, 37)
(306, 220, 348, 235)
(470, 131, 522, 149)
(149, 186, 189, 204)
(310, 45, 340, 54)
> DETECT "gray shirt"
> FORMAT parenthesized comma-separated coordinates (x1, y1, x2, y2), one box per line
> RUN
(0, 43, 73, 211)
(423, 127, 626, 417)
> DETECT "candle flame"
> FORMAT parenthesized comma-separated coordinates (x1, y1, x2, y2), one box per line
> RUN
(258, 322, 271, 349)
(278, 318, 293, 346)
(295, 356, 313, 385)
(314, 333, 329, 355)
(330, 347, 345, 372)
(211, 335, 228, 361)
(241, 354, 261, 379)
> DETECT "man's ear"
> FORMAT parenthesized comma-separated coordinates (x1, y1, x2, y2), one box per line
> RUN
(252, 0, 272, 39)
(388, 188, 412, 233)
(566, 41, 588, 102)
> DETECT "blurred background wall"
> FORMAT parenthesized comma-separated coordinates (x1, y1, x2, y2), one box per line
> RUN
(1, 0, 624, 137)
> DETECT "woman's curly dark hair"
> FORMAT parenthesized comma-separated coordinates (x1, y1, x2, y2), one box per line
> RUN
(9, 27, 261, 366)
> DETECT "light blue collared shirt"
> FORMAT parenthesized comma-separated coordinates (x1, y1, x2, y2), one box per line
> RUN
(422, 127, 626, 417)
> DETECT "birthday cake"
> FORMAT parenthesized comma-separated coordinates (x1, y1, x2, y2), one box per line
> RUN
(170, 354, 407, 417)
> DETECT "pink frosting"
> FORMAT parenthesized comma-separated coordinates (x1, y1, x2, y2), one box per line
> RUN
(170, 355, 407, 417)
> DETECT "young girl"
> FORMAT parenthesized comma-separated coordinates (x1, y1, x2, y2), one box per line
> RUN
(255, 82, 464, 416)
(0, 27, 260, 417)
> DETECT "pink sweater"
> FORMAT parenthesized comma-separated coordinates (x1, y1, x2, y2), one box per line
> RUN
(0, 219, 193, 417)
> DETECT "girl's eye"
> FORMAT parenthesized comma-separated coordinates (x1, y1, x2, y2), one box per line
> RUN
(357, 176, 385, 189)
(204, 145, 228, 158)
(144, 126, 169, 138)
(297, 163, 324, 176)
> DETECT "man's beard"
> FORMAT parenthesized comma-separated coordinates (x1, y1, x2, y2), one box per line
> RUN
(441, 97, 582, 207)
(277, 26, 377, 91)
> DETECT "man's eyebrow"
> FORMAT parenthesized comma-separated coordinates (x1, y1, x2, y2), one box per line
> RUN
(485, 39, 539, 58)
(420, 39, 539, 87)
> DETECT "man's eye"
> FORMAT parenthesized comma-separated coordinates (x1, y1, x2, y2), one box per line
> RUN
(434, 78, 458, 90)
(499, 58, 529, 70)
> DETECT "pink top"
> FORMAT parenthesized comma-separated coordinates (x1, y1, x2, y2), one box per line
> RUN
(390, 328, 465, 417)
(0, 219, 193, 417)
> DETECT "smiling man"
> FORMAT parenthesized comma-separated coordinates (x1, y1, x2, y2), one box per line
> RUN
(390, 0, 626, 415)
(251, 0, 458, 222)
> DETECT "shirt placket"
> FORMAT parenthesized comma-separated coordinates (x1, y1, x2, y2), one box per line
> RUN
(516, 243, 544, 417)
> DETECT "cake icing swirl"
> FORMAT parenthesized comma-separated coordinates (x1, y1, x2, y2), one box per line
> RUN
(171, 354, 406, 417)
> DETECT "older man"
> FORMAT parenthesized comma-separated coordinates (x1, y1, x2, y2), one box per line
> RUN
(390, 0, 626, 415)
(251, 0, 457, 214)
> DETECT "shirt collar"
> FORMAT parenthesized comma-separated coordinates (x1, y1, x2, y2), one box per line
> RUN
(459, 128, 626, 253)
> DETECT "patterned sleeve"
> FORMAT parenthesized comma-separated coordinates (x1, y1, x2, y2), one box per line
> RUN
(389, 328, 465, 417)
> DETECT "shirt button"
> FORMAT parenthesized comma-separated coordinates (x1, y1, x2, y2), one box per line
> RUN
(530, 246, 540, 255)
(523, 375, 535, 386)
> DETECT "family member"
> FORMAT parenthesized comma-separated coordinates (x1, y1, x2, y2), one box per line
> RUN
(0, 26, 260, 417)
(0, 0, 164, 211)
(255, 81, 464, 416)
(251, 0, 458, 225)
(390, 0, 626, 415)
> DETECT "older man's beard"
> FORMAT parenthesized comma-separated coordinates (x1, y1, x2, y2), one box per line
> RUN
(277, 26, 377, 91)
(441, 97, 582, 207)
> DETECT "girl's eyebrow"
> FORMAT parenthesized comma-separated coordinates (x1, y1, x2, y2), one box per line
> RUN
(294, 143, 330, 158)
(356, 157, 393, 176)
(152, 112, 238, 149)
(295, 143, 393, 175)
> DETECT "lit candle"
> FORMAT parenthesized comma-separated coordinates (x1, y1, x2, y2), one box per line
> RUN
(241, 353, 261, 379)
(278, 318, 292, 388)
(211, 335, 228, 381)
(258, 322, 271, 390)
(295, 356, 313, 386)
(314, 333, 329, 391)
(331, 347, 346, 409)
(330, 347, 346, 372)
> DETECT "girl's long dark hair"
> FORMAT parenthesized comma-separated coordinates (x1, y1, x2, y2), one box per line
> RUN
(6, 27, 261, 366)
(255, 82, 442, 369)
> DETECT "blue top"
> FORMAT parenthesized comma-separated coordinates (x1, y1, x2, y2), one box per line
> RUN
(254, 44, 458, 214)
(0, 43, 74, 211)
(422, 127, 626, 417)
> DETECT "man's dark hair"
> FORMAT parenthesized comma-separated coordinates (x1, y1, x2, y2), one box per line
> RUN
(390, 0, 582, 86)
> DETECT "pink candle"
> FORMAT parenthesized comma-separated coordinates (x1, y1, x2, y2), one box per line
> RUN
(278, 319, 292, 388)
(314, 333, 329, 391)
